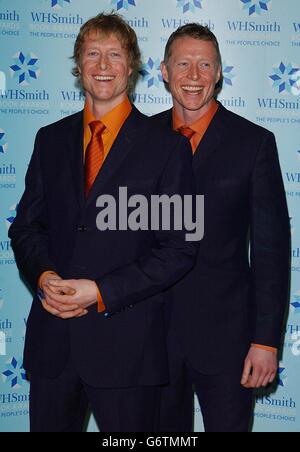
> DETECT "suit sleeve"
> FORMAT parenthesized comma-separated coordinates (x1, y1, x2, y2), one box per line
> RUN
(95, 136, 199, 314)
(8, 128, 57, 292)
(250, 132, 290, 348)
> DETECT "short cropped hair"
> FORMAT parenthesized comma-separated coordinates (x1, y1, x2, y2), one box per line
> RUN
(164, 23, 222, 67)
(72, 12, 141, 91)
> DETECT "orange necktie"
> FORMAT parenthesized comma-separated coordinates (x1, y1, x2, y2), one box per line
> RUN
(178, 126, 196, 141)
(85, 120, 106, 197)
(178, 126, 197, 154)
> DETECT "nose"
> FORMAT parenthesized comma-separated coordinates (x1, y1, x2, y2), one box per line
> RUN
(98, 54, 110, 71)
(187, 63, 200, 81)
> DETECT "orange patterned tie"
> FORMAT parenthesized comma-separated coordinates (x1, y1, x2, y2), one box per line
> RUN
(84, 120, 106, 197)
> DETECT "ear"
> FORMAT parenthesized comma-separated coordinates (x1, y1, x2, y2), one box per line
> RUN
(160, 61, 169, 84)
(77, 64, 82, 76)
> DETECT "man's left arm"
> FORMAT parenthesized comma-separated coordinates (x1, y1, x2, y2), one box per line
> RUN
(242, 132, 290, 388)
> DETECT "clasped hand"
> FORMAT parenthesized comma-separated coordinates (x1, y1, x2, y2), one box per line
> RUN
(40, 272, 98, 319)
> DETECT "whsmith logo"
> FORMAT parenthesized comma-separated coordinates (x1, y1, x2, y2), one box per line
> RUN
(257, 63, 300, 110)
(286, 173, 300, 184)
(293, 22, 300, 32)
(1, 357, 27, 389)
(30, 11, 82, 25)
(0, 89, 49, 101)
(0, 129, 8, 154)
(111, 0, 137, 11)
(60, 90, 85, 102)
(0, 9, 20, 21)
(9, 52, 40, 86)
(0, 162, 16, 189)
(240, 0, 271, 16)
(269, 62, 300, 94)
(47, 0, 71, 9)
(222, 62, 235, 87)
(229, 1, 278, 33)
(256, 396, 296, 409)
(162, 18, 214, 30)
(139, 58, 163, 88)
(176, 0, 203, 14)
(227, 20, 279, 33)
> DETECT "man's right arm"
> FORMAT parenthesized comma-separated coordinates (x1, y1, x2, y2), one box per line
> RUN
(8, 128, 57, 292)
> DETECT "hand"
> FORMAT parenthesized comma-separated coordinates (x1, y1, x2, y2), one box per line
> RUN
(241, 346, 278, 389)
(45, 279, 98, 314)
(40, 272, 88, 319)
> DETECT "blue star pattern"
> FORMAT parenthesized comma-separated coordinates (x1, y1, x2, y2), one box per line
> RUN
(50, 0, 71, 9)
(10, 52, 41, 86)
(240, 0, 271, 16)
(277, 367, 287, 388)
(269, 62, 300, 94)
(110, 0, 136, 11)
(291, 295, 300, 315)
(139, 58, 163, 88)
(2, 357, 27, 388)
(176, 0, 202, 14)
(5, 203, 18, 230)
(222, 62, 235, 87)
(0, 129, 8, 154)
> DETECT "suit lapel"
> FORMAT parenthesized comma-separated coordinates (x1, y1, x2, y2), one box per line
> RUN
(85, 106, 147, 207)
(159, 104, 228, 173)
(192, 104, 228, 172)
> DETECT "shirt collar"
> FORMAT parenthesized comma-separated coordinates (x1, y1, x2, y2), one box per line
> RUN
(84, 96, 132, 135)
(172, 99, 219, 134)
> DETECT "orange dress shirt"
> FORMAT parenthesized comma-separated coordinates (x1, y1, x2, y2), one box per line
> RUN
(172, 100, 276, 354)
(39, 97, 132, 314)
(173, 99, 219, 153)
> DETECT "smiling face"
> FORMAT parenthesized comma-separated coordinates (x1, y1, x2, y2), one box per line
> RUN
(78, 31, 132, 116)
(161, 36, 221, 122)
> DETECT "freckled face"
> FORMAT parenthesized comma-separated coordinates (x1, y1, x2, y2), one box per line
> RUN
(78, 32, 132, 111)
(161, 37, 221, 117)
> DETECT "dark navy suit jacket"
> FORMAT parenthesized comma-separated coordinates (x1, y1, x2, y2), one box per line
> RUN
(152, 103, 290, 374)
(9, 105, 197, 387)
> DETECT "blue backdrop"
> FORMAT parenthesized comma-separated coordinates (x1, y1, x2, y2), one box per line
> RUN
(0, 0, 299, 432)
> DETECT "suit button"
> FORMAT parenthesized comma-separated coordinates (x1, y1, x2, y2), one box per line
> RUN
(77, 225, 86, 232)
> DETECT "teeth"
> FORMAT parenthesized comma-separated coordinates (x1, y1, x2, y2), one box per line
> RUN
(182, 86, 203, 92)
(94, 76, 115, 81)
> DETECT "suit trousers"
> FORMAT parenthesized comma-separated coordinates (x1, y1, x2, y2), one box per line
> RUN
(29, 356, 161, 432)
(159, 331, 253, 432)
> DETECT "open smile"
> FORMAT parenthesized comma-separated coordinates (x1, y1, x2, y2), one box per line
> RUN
(93, 75, 116, 81)
(181, 85, 204, 94)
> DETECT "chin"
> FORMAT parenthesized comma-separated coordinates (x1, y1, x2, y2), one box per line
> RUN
(183, 102, 204, 111)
